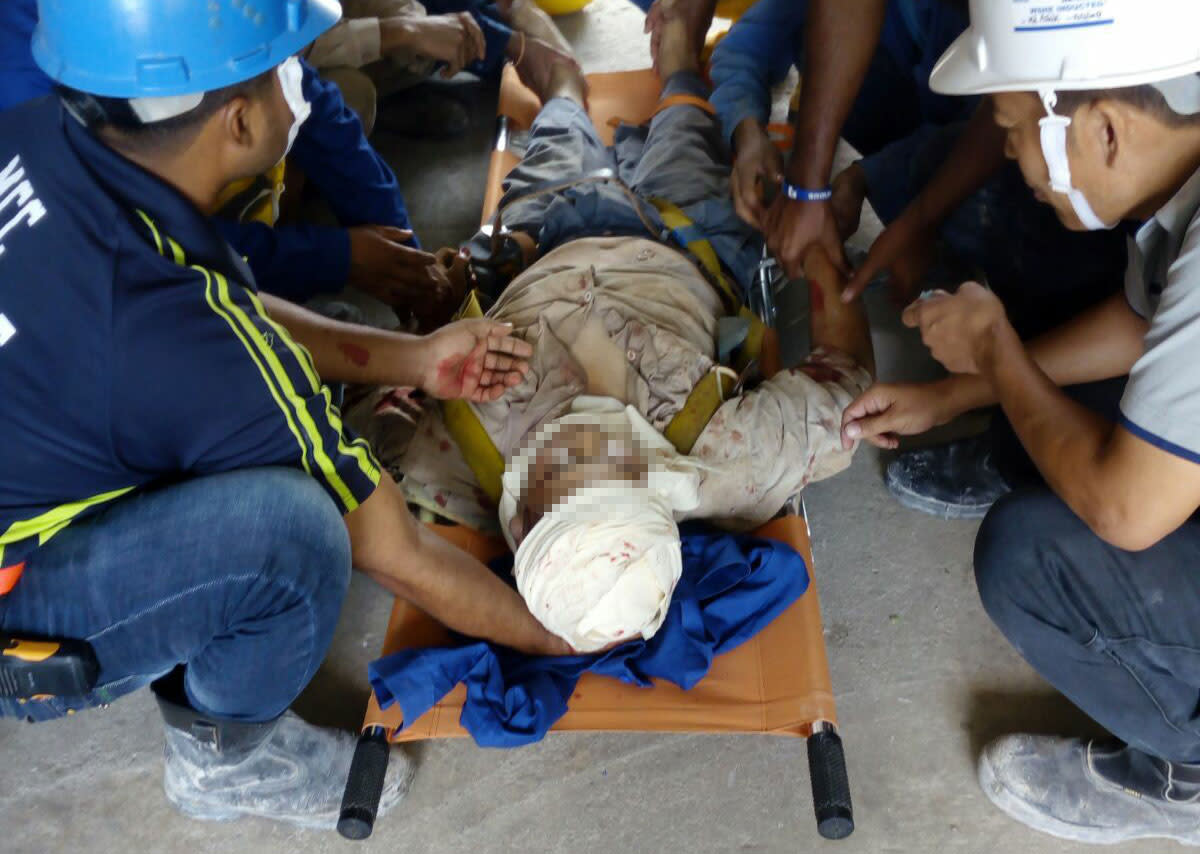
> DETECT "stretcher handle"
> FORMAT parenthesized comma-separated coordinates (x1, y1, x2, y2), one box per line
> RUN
(808, 726, 854, 840)
(338, 726, 390, 840)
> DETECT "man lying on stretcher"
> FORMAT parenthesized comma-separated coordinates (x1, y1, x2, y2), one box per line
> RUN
(353, 12, 875, 653)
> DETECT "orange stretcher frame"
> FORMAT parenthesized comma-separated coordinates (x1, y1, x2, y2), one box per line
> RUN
(348, 67, 853, 843)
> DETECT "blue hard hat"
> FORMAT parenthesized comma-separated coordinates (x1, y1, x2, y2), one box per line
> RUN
(31, 0, 341, 98)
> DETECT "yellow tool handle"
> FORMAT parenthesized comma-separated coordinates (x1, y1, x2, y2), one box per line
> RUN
(1, 638, 60, 662)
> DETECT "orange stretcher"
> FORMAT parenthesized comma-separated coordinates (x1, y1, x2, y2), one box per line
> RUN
(337, 67, 853, 844)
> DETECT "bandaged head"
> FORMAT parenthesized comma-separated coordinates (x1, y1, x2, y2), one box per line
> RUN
(499, 397, 703, 653)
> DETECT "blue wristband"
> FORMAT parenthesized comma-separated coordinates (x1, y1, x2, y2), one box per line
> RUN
(781, 181, 833, 202)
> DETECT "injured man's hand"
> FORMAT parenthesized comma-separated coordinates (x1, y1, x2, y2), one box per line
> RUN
(498, 397, 706, 653)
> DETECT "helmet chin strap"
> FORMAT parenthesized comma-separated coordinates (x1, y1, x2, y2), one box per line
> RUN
(1038, 88, 1113, 232)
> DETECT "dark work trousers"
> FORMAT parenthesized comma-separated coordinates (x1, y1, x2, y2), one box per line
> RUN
(976, 378, 1200, 763)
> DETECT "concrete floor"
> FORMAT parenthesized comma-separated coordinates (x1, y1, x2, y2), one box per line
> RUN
(0, 4, 1170, 853)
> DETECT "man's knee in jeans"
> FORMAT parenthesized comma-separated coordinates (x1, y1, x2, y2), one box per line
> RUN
(183, 468, 352, 719)
(974, 489, 1076, 641)
(244, 468, 352, 620)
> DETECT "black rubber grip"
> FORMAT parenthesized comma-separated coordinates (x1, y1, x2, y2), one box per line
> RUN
(338, 729, 390, 841)
(807, 729, 854, 840)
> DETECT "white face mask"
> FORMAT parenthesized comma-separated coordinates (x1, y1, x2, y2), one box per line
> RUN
(1038, 89, 1112, 232)
(275, 56, 311, 160)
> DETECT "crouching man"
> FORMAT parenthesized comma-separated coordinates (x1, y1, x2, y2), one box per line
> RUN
(840, 0, 1200, 845)
(0, 0, 569, 830)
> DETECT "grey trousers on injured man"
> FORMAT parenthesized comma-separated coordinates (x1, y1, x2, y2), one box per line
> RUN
(496, 71, 742, 241)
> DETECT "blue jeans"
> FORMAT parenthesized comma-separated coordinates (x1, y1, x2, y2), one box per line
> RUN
(0, 468, 351, 723)
(976, 490, 1200, 764)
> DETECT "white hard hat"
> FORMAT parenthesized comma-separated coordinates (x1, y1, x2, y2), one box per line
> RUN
(930, 0, 1200, 97)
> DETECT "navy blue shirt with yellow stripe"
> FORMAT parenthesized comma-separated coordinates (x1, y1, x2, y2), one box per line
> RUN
(0, 97, 381, 568)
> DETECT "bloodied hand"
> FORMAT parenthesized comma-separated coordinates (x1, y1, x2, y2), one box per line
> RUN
(419, 318, 533, 402)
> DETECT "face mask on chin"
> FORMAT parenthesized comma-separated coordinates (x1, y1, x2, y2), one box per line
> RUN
(1038, 89, 1113, 232)
(275, 56, 311, 163)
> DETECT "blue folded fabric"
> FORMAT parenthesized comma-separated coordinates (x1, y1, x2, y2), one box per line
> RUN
(368, 524, 809, 747)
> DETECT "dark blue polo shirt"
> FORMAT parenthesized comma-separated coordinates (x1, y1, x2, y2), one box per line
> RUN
(0, 98, 381, 568)
(0, 0, 418, 302)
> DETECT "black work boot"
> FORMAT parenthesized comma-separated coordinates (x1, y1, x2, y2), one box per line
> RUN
(376, 84, 470, 140)
(155, 689, 413, 829)
(884, 435, 1010, 520)
(979, 735, 1200, 846)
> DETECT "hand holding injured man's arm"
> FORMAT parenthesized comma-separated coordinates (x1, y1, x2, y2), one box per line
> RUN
(841, 290, 1149, 450)
(259, 293, 532, 402)
(862, 285, 1199, 551)
(346, 225, 464, 329)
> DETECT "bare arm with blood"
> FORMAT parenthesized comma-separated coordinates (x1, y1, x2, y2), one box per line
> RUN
(804, 243, 874, 375)
(259, 293, 532, 401)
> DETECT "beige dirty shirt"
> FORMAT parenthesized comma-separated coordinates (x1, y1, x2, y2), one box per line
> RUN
(307, 0, 434, 73)
(396, 236, 871, 533)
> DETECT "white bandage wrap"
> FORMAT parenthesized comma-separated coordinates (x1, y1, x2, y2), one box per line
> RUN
(499, 397, 704, 652)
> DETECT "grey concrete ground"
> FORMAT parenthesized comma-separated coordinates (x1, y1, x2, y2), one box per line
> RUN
(0, 3, 1170, 853)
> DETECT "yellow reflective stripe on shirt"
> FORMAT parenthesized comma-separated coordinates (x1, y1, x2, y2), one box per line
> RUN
(207, 270, 362, 511)
(136, 210, 376, 511)
(166, 236, 185, 266)
(136, 209, 185, 264)
(0, 486, 137, 549)
(239, 288, 381, 483)
(194, 265, 315, 481)
(319, 386, 382, 484)
(135, 209, 164, 256)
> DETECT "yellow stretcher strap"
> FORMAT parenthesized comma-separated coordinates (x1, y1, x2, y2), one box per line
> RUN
(441, 291, 507, 503)
(605, 93, 718, 131)
(214, 160, 287, 227)
(652, 94, 717, 118)
(663, 367, 738, 455)
(649, 197, 765, 366)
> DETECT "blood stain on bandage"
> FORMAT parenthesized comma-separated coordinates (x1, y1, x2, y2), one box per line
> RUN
(435, 494, 448, 507)
(439, 440, 452, 452)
